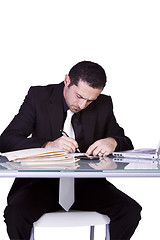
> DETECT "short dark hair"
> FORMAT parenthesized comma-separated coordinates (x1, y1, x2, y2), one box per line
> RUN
(68, 61, 107, 89)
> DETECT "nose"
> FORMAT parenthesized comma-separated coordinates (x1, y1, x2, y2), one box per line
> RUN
(78, 99, 88, 110)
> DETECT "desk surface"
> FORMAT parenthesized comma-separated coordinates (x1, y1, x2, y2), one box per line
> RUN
(0, 155, 160, 177)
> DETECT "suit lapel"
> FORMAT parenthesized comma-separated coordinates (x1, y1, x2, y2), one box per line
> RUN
(82, 103, 97, 147)
(46, 82, 65, 139)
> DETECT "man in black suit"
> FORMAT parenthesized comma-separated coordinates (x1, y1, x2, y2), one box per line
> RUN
(0, 61, 142, 240)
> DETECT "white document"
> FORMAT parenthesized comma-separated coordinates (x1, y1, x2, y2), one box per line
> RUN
(2, 148, 68, 161)
(1, 148, 80, 169)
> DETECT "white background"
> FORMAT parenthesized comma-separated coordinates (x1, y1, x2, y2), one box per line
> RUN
(0, 0, 160, 239)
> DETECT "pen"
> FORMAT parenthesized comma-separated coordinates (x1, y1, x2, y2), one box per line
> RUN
(60, 130, 81, 153)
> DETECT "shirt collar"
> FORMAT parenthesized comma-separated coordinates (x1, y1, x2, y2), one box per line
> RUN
(63, 95, 69, 113)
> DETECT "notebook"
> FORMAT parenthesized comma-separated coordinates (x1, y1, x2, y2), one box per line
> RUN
(113, 141, 160, 160)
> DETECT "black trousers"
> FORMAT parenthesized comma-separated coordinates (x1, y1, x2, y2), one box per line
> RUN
(4, 178, 142, 240)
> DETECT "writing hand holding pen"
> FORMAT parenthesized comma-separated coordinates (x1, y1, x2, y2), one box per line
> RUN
(44, 131, 80, 153)
(60, 130, 81, 153)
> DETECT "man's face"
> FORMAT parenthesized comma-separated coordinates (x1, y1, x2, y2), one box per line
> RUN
(63, 75, 103, 113)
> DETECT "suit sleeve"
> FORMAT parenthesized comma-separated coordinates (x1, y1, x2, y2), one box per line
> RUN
(0, 87, 47, 152)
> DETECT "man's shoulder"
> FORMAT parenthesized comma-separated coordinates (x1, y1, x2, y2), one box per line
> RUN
(85, 94, 113, 113)
(27, 82, 64, 98)
(96, 94, 112, 104)
(29, 82, 63, 93)
(93, 94, 114, 113)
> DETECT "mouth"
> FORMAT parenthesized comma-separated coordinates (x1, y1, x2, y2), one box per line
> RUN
(71, 106, 81, 113)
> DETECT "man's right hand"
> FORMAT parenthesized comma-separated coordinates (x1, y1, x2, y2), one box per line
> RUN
(44, 136, 79, 153)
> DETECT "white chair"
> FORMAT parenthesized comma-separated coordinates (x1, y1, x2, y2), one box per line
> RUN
(31, 211, 110, 240)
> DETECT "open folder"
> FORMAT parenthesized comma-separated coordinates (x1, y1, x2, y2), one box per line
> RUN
(1, 148, 79, 167)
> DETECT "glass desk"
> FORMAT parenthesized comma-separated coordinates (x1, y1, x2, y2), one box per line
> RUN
(0, 155, 160, 178)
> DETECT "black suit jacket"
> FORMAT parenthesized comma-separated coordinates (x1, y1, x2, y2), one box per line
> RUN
(0, 82, 133, 200)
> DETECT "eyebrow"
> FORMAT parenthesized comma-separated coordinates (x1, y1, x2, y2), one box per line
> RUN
(76, 93, 96, 102)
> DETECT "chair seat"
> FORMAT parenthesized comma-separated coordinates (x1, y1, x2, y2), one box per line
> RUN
(32, 211, 111, 240)
(34, 211, 110, 228)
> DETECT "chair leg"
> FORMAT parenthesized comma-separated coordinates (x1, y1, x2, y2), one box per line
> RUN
(90, 226, 94, 240)
(105, 224, 110, 240)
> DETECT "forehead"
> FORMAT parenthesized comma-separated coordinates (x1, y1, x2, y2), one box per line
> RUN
(73, 80, 102, 101)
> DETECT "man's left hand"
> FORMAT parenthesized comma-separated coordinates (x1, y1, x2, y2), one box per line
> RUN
(86, 137, 117, 156)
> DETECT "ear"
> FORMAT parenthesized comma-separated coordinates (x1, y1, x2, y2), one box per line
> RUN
(64, 75, 71, 86)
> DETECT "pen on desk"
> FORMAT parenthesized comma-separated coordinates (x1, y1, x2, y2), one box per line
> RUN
(60, 130, 81, 153)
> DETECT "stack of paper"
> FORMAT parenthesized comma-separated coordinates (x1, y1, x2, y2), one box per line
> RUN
(2, 148, 79, 169)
